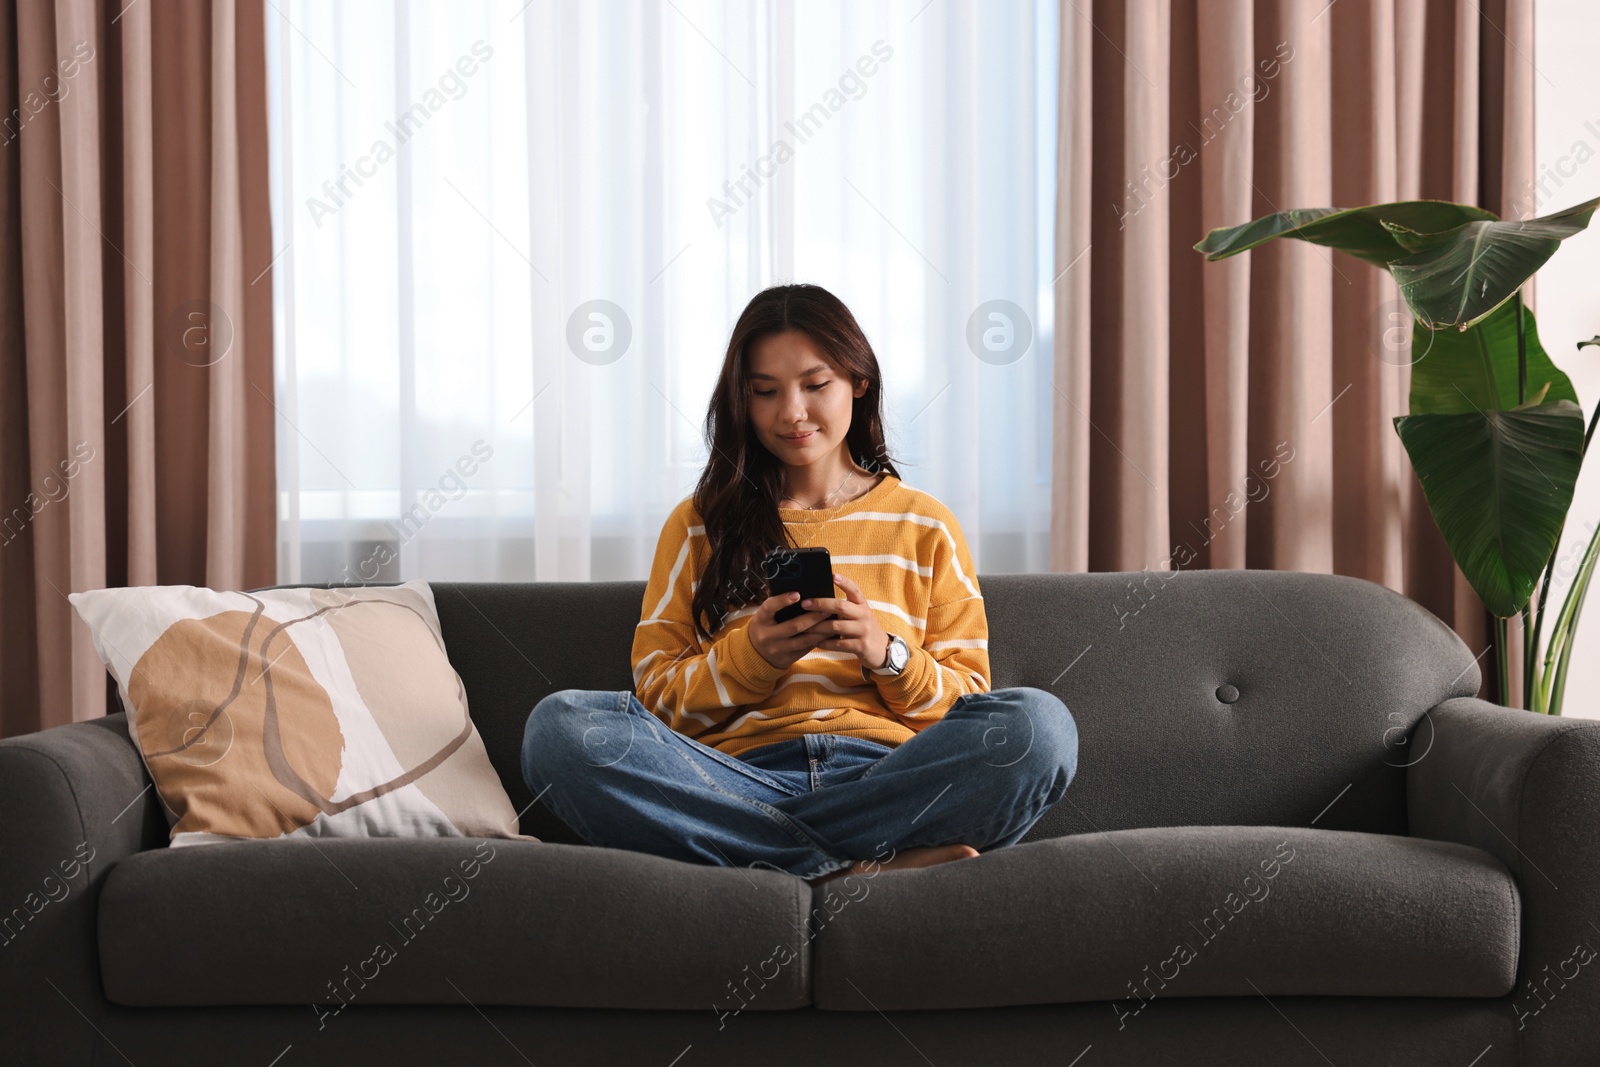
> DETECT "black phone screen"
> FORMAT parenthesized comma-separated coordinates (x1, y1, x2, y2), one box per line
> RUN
(762, 546, 837, 623)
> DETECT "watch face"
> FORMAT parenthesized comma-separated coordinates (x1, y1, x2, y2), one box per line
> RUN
(889, 636, 908, 669)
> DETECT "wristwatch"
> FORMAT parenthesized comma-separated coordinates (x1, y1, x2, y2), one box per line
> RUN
(861, 633, 910, 681)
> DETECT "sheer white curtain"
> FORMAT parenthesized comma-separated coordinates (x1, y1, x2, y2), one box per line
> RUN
(266, 0, 1058, 585)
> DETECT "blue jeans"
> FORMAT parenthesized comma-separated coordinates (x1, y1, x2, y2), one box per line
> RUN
(520, 686, 1079, 881)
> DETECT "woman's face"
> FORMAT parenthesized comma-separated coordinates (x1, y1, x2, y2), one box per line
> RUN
(745, 330, 868, 469)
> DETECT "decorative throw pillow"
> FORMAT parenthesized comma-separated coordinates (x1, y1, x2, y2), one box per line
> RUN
(68, 579, 536, 848)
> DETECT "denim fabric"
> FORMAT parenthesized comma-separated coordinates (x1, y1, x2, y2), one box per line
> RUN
(520, 686, 1078, 881)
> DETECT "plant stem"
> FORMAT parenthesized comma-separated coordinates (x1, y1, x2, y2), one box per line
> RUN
(1537, 404, 1600, 713)
(1541, 519, 1600, 714)
(1515, 288, 1527, 406)
(1552, 537, 1600, 716)
(1530, 528, 1559, 711)
(1521, 601, 1534, 709)
(1494, 615, 1510, 707)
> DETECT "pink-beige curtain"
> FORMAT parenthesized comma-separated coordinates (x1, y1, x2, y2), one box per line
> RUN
(1053, 0, 1536, 705)
(0, 0, 276, 738)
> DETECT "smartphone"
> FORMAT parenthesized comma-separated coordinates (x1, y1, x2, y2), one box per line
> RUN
(762, 546, 837, 624)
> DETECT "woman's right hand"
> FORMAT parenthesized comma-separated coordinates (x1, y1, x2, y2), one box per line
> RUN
(749, 591, 834, 670)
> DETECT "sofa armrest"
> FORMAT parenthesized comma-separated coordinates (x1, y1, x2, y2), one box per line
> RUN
(0, 714, 165, 1065)
(1407, 696, 1600, 1058)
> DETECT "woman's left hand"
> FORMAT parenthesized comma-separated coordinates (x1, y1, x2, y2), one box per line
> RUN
(800, 573, 889, 670)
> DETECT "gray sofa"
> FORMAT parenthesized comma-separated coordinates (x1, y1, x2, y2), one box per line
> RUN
(2, 570, 1595, 1066)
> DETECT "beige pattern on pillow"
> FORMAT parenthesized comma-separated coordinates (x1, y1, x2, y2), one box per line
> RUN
(68, 580, 536, 847)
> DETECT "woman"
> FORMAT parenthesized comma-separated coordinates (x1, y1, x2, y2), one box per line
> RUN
(522, 283, 1078, 885)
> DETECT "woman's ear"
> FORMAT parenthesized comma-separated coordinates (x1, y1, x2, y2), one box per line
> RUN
(853, 377, 869, 399)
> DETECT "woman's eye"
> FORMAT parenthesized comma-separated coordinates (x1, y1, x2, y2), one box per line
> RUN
(753, 383, 828, 397)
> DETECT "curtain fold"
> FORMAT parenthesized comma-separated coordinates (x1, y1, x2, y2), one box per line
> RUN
(0, 0, 276, 737)
(1053, 0, 1536, 705)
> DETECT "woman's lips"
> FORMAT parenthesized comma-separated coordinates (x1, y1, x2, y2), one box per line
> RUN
(781, 432, 815, 444)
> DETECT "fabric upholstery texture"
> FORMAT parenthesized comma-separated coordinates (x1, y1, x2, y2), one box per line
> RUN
(809, 825, 1519, 1011)
(420, 571, 1482, 845)
(98, 838, 810, 1011)
(2, 570, 1595, 1066)
(1409, 696, 1600, 1061)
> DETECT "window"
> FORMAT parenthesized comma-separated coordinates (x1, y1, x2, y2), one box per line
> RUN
(266, 0, 1060, 584)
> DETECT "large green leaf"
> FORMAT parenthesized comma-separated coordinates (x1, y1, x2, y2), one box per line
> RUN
(1408, 300, 1577, 414)
(1194, 201, 1497, 266)
(1394, 401, 1585, 616)
(1385, 196, 1600, 330)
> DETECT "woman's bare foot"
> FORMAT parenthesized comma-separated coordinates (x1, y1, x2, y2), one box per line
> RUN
(806, 843, 979, 886)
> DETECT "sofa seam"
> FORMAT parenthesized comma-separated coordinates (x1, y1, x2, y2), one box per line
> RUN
(1507, 857, 1520, 1003)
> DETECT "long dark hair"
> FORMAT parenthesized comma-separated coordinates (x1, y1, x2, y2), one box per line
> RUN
(689, 283, 900, 643)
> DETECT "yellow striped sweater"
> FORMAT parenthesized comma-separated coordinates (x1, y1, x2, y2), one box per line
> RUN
(630, 473, 991, 758)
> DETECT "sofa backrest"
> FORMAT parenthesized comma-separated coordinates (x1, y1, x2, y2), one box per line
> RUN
(424, 569, 1479, 845)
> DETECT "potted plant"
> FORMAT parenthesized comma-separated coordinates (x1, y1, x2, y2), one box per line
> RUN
(1195, 196, 1600, 713)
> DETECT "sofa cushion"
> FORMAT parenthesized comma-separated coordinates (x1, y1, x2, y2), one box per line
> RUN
(98, 838, 812, 1011)
(390, 573, 1485, 846)
(810, 826, 1519, 1011)
(70, 580, 529, 847)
